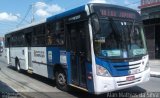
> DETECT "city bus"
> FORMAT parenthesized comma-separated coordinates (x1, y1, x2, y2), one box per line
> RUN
(5, 3, 150, 94)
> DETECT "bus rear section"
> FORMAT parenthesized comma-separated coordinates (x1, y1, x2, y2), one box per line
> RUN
(5, 33, 31, 71)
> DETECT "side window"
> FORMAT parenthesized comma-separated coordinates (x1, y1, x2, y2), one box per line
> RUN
(32, 24, 46, 46)
(25, 32, 32, 46)
(46, 23, 56, 45)
(4, 36, 6, 47)
(7, 31, 26, 47)
(16, 32, 25, 47)
(47, 20, 65, 46)
(55, 21, 65, 45)
(5, 35, 10, 47)
(11, 34, 16, 47)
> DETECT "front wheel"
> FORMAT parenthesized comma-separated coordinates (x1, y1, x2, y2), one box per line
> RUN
(55, 70, 68, 91)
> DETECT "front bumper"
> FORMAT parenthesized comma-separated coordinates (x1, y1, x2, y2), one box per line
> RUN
(94, 68, 150, 94)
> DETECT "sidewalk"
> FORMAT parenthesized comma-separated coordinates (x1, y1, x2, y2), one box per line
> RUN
(149, 60, 160, 78)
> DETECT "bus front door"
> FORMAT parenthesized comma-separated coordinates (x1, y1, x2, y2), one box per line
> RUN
(68, 22, 87, 88)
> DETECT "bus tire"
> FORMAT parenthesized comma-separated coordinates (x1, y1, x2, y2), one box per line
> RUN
(55, 70, 68, 91)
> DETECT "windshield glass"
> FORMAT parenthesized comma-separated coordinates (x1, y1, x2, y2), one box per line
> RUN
(94, 19, 147, 59)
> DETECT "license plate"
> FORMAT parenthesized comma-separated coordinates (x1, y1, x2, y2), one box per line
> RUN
(126, 76, 135, 81)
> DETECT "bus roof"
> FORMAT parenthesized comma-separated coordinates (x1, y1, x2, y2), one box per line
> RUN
(47, 5, 86, 22)
(47, 3, 139, 22)
(6, 19, 46, 35)
(90, 3, 138, 13)
(5, 5, 86, 35)
(5, 3, 140, 35)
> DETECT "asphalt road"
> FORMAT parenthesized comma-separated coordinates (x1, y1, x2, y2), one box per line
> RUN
(0, 54, 160, 98)
(0, 80, 15, 93)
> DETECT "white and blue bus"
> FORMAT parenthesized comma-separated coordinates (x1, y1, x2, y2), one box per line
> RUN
(5, 3, 150, 94)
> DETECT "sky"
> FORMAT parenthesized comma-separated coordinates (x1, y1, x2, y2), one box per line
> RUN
(0, 0, 141, 36)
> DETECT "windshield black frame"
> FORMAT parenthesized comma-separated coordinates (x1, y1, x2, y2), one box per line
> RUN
(93, 18, 147, 59)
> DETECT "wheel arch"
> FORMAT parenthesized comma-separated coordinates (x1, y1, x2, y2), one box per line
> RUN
(53, 64, 67, 77)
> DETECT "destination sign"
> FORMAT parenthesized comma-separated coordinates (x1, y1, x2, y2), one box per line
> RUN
(93, 6, 140, 20)
(141, 0, 160, 6)
(100, 9, 136, 19)
(139, 0, 160, 8)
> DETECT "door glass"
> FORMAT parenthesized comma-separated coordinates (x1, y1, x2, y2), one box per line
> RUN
(70, 27, 79, 84)
(68, 22, 87, 87)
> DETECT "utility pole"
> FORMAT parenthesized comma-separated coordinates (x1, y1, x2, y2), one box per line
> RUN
(31, 4, 35, 23)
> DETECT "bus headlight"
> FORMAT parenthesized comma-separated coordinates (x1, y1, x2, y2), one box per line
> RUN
(144, 62, 149, 71)
(96, 65, 111, 77)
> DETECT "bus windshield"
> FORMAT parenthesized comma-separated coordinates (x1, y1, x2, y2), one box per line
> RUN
(94, 19, 147, 59)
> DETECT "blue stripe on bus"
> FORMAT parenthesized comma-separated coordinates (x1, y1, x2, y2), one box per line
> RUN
(66, 52, 94, 92)
(110, 62, 129, 77)
(95, 58, 112, 75)
(95, 58, 129, 77)
(47, 47, 60, 65)
(66, 52, 71, 84)
(47, 66, 54, 79)
(47, 47, 60, 79)
(47, 5, 85, 22)
(86, 62, 94, 93)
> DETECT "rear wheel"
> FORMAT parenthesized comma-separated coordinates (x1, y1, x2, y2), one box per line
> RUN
(55, 70, 68, 91)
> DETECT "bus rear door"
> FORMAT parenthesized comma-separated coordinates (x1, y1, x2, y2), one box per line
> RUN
(25, 33, 32, 70)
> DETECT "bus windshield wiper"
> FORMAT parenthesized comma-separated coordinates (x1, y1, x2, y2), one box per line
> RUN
(129, 19, 137, 48)
(131, 19, 135, 35)
(108, 18, 125, 49)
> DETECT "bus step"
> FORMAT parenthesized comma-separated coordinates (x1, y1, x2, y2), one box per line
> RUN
(27, 69, 33, 74)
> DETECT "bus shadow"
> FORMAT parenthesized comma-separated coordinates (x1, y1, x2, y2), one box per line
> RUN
(67, 86, 147, 98)
(7, 66, 56, 87)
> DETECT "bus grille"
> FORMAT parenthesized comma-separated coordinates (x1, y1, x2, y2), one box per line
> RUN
(113, 62, 141, 71)
(117, 77, 141, 86)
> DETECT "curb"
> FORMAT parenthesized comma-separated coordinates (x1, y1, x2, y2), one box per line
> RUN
(150, 71, 160, 78)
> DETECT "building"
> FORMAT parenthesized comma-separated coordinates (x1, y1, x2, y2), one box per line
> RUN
(139, 0, 160, 59)
(0, 37, 4, 45)
(0, 37, 4, 53)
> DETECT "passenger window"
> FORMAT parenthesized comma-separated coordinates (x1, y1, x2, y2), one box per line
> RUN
(47, 20, 65, 46)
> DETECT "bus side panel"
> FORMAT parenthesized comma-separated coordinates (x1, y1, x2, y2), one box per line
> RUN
(32, 47, 48, 77)
(10, 47, 14, 67)
(25, 48, 29, 70)
(5, 48, 10, 64)
(21, 47, 28, 70)
(66, 52, 71, 84)
(46, 47, 60, 79)
(86, 63, 95, 93)
(10, 48, 15, 67)
(10, 47, 27, 69)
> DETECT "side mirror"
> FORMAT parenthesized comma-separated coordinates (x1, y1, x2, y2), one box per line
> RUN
(90, 13, 100, 34)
